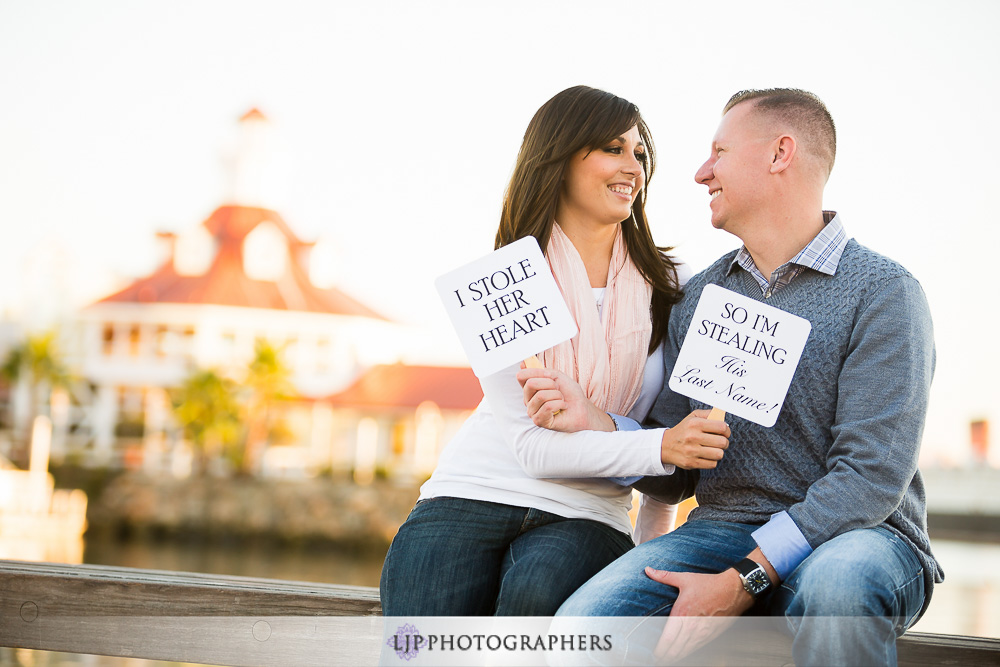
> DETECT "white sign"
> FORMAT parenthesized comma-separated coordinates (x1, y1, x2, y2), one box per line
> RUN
(668, 284, 812, 427)
(435, 236, 577, 378)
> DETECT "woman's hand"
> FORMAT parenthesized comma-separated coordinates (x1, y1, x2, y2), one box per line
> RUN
(661, 410, 731, 469)
(515, 366, 614, 433)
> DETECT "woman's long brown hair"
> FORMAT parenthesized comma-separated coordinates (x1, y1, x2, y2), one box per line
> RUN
(494, 85, 682, 354)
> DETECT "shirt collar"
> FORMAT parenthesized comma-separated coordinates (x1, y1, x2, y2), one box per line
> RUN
(728, 211, 847, 277)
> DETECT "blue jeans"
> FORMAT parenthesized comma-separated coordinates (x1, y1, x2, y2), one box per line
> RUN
(557, 520, 925, 666)
(380, 496, 634, 616)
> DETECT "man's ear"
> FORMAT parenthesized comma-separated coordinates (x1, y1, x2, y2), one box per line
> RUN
(769, 135, 796, 174)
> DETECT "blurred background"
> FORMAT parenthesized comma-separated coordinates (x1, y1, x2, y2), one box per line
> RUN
(1, 0, 998, 662)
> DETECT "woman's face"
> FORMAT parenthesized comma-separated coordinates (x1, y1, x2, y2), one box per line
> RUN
(557, 124, 647, 228)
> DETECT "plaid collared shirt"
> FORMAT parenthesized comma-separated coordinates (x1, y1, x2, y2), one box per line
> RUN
(729, 211, 847, 298)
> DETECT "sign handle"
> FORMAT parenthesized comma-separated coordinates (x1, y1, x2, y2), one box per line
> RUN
(523, 355, 543, 369)
(708, 407, 726, 422)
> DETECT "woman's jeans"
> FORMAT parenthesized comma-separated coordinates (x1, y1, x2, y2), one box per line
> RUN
(556, 519, 926, 666)
(380, 496, 634, 616)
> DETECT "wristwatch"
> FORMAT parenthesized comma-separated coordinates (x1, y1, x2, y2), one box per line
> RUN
(733, 558, 772, 600)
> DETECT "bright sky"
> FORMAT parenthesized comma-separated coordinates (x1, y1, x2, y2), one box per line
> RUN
(1, 0, 998, 463)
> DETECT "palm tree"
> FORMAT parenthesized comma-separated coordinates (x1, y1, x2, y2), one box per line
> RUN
(170, 369, 241, 476)
(241, 339, 294, 475)
(1, 332, 70, 463)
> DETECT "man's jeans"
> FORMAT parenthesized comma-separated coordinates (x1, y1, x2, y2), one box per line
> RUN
(557, 519, 925, 666)
(380, 496, 634, 616)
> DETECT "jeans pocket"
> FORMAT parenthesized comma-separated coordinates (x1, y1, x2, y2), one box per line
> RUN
(410, 496, 448, 512)
(413, 496, 453, 507)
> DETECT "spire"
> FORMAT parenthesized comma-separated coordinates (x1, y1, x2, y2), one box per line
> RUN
(228, 108, 286, 209)
(240, 107, 268, 123)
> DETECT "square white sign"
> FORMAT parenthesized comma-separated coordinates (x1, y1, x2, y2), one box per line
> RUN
(668, 284, 812, 427)
(435, 236, 577, 378)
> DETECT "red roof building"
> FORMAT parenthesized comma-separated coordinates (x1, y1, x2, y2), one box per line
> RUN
(98, 205, 385, 319)
(67, 108, 470, 481)
(325, 364, 482, 412)
(320, 363, 480, 482)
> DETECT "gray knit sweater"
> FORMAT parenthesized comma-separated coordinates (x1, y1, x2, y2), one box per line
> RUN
(646, 238, 943, 603)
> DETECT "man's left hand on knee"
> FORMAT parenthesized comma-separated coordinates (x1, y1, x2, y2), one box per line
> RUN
(645, 567, 753, 661)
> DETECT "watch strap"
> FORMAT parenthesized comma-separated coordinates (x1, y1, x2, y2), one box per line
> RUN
(733, 558, 771, 599)
(733, 558, 762, 578)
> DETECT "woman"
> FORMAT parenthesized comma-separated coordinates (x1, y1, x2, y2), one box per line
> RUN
(379, 86, 730, 616)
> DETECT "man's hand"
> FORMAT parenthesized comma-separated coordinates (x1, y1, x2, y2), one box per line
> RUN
(516, 366, 614, 432)
(644, 567, 752, 662)
(660, 410, 731, 469)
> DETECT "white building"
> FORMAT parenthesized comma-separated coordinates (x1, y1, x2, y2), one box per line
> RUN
(76, 201, 420, 468)
(3, 109, 481, 477)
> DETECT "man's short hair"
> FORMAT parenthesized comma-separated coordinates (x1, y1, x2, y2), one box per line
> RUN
(724, 88, 837, 178)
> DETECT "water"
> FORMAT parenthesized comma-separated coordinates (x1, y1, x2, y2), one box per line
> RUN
(82, 534, 386, 588)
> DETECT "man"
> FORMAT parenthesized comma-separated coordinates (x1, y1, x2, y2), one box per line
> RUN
(552, 89, 942, 665)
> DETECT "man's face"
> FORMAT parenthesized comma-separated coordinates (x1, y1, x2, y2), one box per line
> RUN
(694, 102, 773, 236)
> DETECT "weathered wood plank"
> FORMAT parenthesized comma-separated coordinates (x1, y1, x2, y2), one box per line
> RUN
(0, 560, 384, 666)
(1, 560, 999, 666)
(5, 616, 383, 667)
(897, 632, 1000, 667)
(0, 559, 382, 617)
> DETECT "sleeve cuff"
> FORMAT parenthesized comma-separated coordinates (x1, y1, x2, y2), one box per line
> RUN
(609, 413, 641, 431)
(751, 511, 813, 581)
(609, 475, 642, 486)
(607, 414, 672, 485)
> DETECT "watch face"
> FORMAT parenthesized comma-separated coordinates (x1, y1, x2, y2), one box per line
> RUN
(745, 569, 770, 595)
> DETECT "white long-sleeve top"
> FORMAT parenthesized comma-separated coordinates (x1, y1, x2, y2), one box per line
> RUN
(419, 289, 675, 538)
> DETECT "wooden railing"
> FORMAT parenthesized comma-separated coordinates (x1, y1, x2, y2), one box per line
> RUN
(1, 560, 997, 666)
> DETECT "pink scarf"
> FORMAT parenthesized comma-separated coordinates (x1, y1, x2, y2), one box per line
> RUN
(541, 222, 652, 415)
